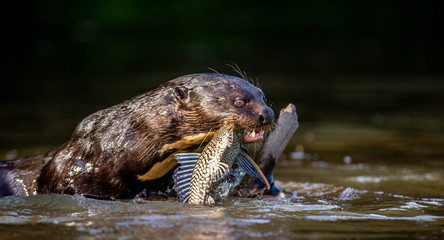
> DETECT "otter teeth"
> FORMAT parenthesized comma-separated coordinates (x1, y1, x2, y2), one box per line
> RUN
(243, 129, 264, 143)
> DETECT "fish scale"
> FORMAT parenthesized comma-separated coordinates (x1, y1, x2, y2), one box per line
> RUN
(188, 125, 239, 204)
(173, 125, 271, 205)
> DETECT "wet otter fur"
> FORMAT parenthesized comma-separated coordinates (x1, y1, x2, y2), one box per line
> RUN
(0, 73, 274, 199)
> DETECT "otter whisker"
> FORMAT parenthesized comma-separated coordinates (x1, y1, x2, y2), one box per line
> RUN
(198, 128, 214, 150)
(207, 67, 221, 75)
(226, 62, 256, 86)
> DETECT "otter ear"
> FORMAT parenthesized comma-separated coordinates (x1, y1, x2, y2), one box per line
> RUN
(173, 86, 189, 103)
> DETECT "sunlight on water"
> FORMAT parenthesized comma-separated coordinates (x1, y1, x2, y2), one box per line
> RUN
(2, 122, 444, 239)
(1, 75, 444, 239)
(0, 180, 443, 239)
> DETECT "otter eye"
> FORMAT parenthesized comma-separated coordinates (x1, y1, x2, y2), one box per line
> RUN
(234, 98, 246, 108)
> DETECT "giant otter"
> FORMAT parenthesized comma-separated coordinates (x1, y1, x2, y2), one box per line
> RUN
(0, 73, 275, 199)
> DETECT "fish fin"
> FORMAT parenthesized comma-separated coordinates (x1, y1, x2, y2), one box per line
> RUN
(237, 148, 271, 189)
(206, 195, 216, 205)
(215, 162, 231, 182)
(175, 153, 201, 165)
(173, 153, 200, 203)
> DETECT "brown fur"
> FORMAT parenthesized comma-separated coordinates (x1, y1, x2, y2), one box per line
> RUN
(0, 73, 274, 199)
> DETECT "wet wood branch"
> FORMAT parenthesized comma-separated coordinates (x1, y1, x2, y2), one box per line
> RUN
(234, 103, 299, 197)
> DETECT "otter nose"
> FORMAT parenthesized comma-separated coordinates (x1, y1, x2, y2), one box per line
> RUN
(258, 107, 274, 126)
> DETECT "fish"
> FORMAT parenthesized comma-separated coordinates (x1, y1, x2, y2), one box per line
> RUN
(173, 124, 270, 205)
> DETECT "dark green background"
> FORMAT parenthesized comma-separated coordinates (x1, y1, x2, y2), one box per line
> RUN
(2, 0, 444, 155)
(6, 0, 444, 74)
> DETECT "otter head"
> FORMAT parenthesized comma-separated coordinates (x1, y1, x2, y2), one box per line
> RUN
(172, 73, 274, 143)
(132, 73, 274, 183)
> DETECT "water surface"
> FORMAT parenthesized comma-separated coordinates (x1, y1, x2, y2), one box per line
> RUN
(1, 74, 443, 239)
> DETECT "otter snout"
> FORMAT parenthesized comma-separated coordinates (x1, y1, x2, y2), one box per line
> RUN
(243, 106, 274, 143)
(258, 107, 274, 126)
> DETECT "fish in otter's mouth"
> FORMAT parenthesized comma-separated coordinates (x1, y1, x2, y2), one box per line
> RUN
(173, 124, 270, 204)
(206, 126, 270, 144)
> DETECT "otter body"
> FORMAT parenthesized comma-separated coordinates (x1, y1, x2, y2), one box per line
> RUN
(0, 73, 274, 199)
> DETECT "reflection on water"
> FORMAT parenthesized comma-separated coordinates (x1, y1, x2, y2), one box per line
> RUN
(1, 142, 444, 239)
(0, 186, 442, 239)
(1, 74, 443, 239)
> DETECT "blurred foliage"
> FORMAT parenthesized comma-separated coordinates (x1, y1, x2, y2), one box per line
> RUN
(5, 0, 444, 74)
(2, 0, 444, 152)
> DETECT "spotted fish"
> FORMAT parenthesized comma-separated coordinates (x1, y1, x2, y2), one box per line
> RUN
(173, 124, 270, 205)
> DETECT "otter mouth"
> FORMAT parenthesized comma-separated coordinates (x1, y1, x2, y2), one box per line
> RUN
(243, 129, 265, 143)
(221, 120, 272, 144)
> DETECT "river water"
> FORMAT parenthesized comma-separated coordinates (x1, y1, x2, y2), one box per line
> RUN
(1, 74, 443, 239)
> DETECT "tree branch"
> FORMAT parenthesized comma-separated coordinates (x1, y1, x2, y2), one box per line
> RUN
(234, 103, 299, 197)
